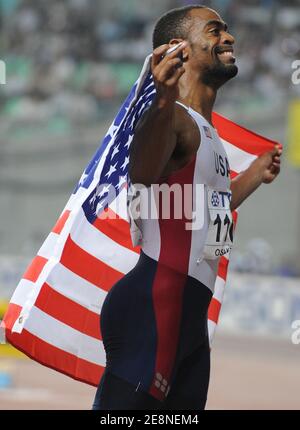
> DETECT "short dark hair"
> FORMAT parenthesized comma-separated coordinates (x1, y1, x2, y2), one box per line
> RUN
(152, 4, 206, 49)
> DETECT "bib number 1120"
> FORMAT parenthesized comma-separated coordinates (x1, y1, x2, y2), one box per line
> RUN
(213, 213, 234, 243)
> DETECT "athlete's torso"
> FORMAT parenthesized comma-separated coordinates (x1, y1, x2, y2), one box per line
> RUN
(136, 101, 232, 293)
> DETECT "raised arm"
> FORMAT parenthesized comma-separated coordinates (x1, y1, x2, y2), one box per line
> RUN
(129, 42, 187, 187)
(230, 145, 282, 211)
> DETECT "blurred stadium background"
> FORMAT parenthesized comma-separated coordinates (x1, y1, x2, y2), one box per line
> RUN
(0, 0, 300, 409)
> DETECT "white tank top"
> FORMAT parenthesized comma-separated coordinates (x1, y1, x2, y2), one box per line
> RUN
(128, 101, 232, 293)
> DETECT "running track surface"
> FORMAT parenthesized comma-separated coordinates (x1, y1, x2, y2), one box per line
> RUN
(0, 333, 299, 410)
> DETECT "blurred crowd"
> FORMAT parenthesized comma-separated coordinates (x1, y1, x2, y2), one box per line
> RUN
(0, 0, 299, 124)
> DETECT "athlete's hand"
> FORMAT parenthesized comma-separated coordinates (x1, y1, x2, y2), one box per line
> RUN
(151, 42, 187, 109)
(256, 145, 282, 184)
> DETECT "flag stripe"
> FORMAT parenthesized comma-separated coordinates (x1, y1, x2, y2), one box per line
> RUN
(23, 256, 48, 283)
(6, 329, 103, 387)
(1, 303, 22, 330)
(65, 188, 88, 212)
(71, 209, 139, 274)
(222, 139, 256, 172)
(24, 306, 106, 365)
(93, 208, 140, 253)
(218, 256, 229, 281)
(208, 319, 217, 341)
(9, 279, 34, 308)
(47, 263, 107, 313)
(10, 265, 107, 316)
(207, 297, 222, 323)
(35, 283, 102, 341)
(38, 232, 59, 260)
(232, 210, 238, 225)
(212, 276, 226, 303)
(213, 112, 278, 155)
(52, 210, 71, 234)
(109, 188, 130, 220)
(60, 235, 124, 291)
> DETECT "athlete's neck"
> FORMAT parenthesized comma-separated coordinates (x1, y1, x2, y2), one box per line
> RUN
(178, 69, 217, 127)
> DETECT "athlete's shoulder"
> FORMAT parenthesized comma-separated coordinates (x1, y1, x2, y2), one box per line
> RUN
(174, 103, 195, 132)
(174, 103, 201, 154)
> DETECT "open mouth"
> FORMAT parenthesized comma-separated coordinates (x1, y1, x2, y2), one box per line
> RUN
(215, 47, 236, 63)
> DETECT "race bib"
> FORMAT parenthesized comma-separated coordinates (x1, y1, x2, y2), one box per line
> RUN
(202, 187, 234, 260)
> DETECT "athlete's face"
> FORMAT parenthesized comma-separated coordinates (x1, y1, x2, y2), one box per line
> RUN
(184, 8, 238, 87)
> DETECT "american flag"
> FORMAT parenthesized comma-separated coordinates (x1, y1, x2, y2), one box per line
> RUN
(1, 55, 280, 387)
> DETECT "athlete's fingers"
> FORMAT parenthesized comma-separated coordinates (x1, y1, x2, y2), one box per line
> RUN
(273, 155, 281, 164)
(271, 164, 280, 173)
(155, 58, 184, 82)
(153, 41, 187, 74)
(272, 144, 282, 156)
(270, 164, 280, 175)
(152, 44, 170, 68)
(160, 42, 187, 63)
(162, 41, 187, 60)
(164, 65, 186, 86)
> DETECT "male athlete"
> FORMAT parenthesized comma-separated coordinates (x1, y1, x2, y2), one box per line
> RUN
(92, 5, 281, 410)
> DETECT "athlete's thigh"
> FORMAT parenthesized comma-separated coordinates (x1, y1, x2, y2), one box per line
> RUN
(163, 337, 210, 410)
(92, 369, 163, 410)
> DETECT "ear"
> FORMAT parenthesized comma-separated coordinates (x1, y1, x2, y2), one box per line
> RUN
(168, 38, 189, 61)
(168, 38, 184, 48)
(182, 49, 189, 61)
